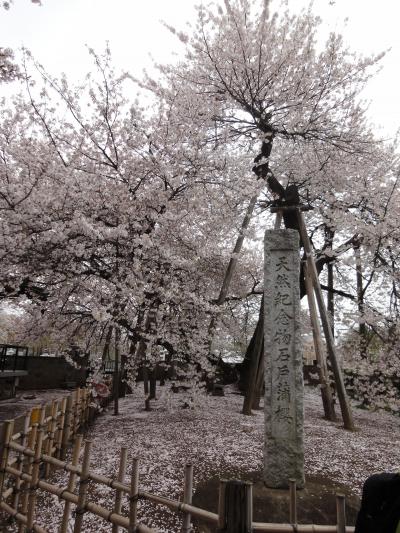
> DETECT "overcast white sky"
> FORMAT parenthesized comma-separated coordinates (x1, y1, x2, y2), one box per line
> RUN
(1, 0, 400, 138)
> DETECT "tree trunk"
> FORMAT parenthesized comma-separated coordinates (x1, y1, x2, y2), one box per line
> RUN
(251, 339, 264, 410)
(242, 296, 264, 415)
(238, 319, 258, 393)
(134, 308, 158, 397)
(101, 325, 113, 366)
(160, 364, 166, 386)
(149, 369, 157, 400)
(327, 262, 334, 335)
(113, 327, 120, 416)
(119, 354, 126, 397)
(143, 366, 149, 395)
(166, 353, 176, 379)
(145, 395, 151, 411)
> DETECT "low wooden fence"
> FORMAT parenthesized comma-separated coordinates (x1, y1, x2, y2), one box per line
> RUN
(0, 387, 92, 462)
(0, 405, 356, 533)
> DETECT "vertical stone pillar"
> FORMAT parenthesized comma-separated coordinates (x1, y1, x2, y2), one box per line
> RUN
(264, 229, 304, 488)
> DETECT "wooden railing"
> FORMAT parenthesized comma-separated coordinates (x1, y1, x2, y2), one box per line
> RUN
(0, 390, 356, 532)
(0, 344, 28, 372)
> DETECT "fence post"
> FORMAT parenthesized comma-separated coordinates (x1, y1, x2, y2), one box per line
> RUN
(18, 422, 38, 533)
(73, 388, 81, 436)
(60, 434, 83, 533)
(61, 394, 73, 460)
(218, 479, 252, 532)
(112, 446, 128, 533)
(83, 388, 90, 426)
(80, 388, 86, 427)
(336, 493, 346, 533)
(73, 439, 92, 533)
(217, 479, 227, 531)
(45, 399, 59, 477)
(128, 457, 139, 533)
(289, 479, 297, 525)
(13, 412, 30, 510)
(56, 397, 67, 459)
(182, 463, 193, 533)
(0, 419, 14, 499)
(26, 406, 46, 531)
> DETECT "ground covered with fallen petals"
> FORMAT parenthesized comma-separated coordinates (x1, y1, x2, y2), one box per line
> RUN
(6, 384, 400, 532)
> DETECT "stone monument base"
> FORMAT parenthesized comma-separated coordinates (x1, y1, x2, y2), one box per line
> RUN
(191, 472, 359, 531)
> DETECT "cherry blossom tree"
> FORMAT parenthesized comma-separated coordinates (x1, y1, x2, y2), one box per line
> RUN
(143, 0, 400, 404)
(1, 1, 41, 9)
(0, 46, 265, 403)
(0, 0, 399, 413)
(1, 0, 41, 82)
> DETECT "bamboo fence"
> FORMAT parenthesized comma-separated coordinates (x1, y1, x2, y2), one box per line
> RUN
(0, 389, 356, 532)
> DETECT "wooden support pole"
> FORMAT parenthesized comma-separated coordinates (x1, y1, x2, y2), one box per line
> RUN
(336, 493, 346, 533)
(60, 434, 83, 533)
(182, 463, 193, 533)
(217, 480, 252, 533)
(304, 263, 336, 421)
(128, 457, 139, 533)
(354, 243, 367, 359)
(289, 479, 297, 525)
(208, 194, 260, 352)
(26, 407, 46, 531)
(217, 194, 259, 306)
(0, 419, 14, 499)
(296, 210, 355, 431)
(112, 446, 128, 533)
(73, 439, 92, 533)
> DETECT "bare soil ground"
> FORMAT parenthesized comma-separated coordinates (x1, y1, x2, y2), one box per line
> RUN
(0, 389, 72, 423)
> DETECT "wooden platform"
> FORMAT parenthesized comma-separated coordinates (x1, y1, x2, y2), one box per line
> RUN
(0, 371, 28, 400)
(0, 371, 28, 379)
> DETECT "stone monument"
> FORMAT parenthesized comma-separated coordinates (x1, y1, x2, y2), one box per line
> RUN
(264, 229, 304, 488)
